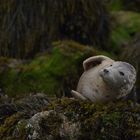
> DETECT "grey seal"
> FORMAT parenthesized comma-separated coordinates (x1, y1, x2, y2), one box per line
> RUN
(71, 55, 136, 103)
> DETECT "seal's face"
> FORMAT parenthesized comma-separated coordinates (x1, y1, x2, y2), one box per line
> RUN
(99, 62, 136, 89)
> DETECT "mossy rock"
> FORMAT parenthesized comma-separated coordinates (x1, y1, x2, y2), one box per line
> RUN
(1, 98, 140, 140)
(0, 113, 30, 140)
(0, 112, 27, 140)
(110, 11, 140, 54)
(35, 98, 140, 140)
(0, 40, 111, 97)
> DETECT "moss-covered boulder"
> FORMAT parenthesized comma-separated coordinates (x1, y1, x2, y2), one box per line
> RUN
(0, 41, 110, 97)
(0, 93, 50, 125)
(110, 11, 140, 54)
(1, 98, 140, 140)
(22, 99, 140, 140)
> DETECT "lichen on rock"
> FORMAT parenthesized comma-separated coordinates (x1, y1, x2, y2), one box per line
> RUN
(26, 98, 140, 140)
(1, 97, 140, 139)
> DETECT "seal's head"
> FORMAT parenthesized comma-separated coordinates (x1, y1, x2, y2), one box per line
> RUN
(99, 61, 136, 90)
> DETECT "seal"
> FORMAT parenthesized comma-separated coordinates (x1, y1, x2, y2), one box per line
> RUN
(71, 55, 136, 103)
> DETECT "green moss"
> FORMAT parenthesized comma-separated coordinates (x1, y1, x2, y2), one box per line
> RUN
(110, 11, 140, 53)
(0, 40, 110, 97)
(47, 98, 140, 139)
(15, 120, 28, 140)
(0, 112, 29, 140)
(0, 113, 24, 140)
(39, 111, 63, 137)
(1, 98, 140, 139)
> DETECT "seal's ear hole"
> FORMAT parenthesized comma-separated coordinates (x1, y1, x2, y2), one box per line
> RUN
(85, 60, 102, 71)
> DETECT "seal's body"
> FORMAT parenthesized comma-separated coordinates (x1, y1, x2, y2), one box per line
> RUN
(71, 55, 136, 103)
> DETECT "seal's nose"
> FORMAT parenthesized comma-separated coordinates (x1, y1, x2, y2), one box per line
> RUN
(103, 69, 109, 73)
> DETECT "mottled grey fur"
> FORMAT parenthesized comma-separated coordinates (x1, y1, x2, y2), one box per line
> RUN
(71, 55, 136, 103)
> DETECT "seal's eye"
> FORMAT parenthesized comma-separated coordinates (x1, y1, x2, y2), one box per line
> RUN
(119, 71, 124, 76)
(110, 65, 112, 66)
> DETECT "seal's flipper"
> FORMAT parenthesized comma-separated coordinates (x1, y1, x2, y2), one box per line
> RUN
(83, 55, 113, 71)
(71, 90, 87, 100)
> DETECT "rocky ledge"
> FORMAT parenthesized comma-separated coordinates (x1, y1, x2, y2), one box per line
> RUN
(0, 94, 140, 140)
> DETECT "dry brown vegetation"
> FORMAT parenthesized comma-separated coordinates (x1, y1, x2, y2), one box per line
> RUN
(0, 0, 110, 58)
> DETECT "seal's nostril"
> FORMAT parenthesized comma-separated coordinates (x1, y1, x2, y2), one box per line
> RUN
(104, 69, 109, 73)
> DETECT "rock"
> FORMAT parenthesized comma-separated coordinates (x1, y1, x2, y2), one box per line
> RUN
(0, 104, 17, 125)
(26, 98, 140, 140)
(1, 98, 140, 139)
(0, 89, 10, 104)
(28, 110, 80, 140)
(0, 93, 50, 125)
(15, 93, 50, 115)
